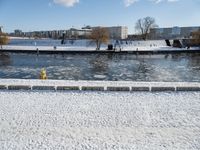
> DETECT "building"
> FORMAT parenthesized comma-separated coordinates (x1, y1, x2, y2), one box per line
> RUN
(106, 26, 128, 39)
(20, 30, 66, 39)
(150, 26, 200, 40)
(10, 26, 129, 40)
(66, 26, 128, 39)
(66, 28, 92, 39)
(14, 29, 23, 37)
(91, 26, 128, 40)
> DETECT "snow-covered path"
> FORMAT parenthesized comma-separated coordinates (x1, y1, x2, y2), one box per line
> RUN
(0, 91, 200, 149)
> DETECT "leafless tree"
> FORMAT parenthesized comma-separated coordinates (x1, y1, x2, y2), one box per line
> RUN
(0, 32, 9, 49)
(190, 30, 200, 46)
(90, 27, 109, 50)
(135, 16, 158, 40)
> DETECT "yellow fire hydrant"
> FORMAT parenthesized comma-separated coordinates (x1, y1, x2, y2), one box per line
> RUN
(39, 68, 47, 80)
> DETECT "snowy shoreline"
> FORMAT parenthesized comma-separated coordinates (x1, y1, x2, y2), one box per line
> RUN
(2, 39, 200, 52)
(0, 79, 200, 92)
(1, 45, 200, 52)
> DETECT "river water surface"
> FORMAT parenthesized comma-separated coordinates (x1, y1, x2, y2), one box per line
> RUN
(0, 52, 200, 81)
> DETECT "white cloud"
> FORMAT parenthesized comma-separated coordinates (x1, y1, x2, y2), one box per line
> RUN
(125, 0, 180, 6)
(168, 0, 179, 2)
(53, 0, 79, 7)
(150, 0, 179, 3)
(52, 0, 179, 8)
(124, 0, 139, 7)
(153, 0, 163, 3)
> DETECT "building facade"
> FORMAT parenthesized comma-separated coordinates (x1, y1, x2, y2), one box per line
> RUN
(91, 26, 128, 39)
(66, 28, 92, 39)
(14, 29, 23, 37)
(11, 26, 128, 40)
(150, 26, 200, 40)
(106, 26, 128, 39)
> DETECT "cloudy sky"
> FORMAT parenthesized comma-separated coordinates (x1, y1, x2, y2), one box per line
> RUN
(0, 0, 199, 33)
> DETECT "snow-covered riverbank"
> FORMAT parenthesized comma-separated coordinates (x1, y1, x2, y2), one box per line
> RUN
(0, 79, 200, 92)
(2, 39, 199, 52)
(0, 91, 200, 149)
(1, 45, 199, 52)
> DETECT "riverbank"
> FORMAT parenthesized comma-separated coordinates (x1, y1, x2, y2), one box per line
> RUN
(0, 79, 200, 92)
(1, 45, 200, 54)
(2, 38, 199, 54)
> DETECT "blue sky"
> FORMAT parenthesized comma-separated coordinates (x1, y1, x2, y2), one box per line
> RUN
(0, 0, 200, 33)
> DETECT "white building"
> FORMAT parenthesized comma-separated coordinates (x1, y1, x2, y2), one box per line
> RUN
(106, 26, 128, 39)
(13, 26, 129, 39)
(150, 26, 200, 39)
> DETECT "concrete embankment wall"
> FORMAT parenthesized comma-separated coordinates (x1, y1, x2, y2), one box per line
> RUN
(1, 50, 200, 55)
(1, 47, 200, 54)
(0, 79, 200, 92)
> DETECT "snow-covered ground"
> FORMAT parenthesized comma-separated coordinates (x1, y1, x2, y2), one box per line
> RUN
(8, 37, 35, 40)
(2, 39, 200, 51)
(1, 45, 97, 51)
(0, 91, 200, 149)
(2, 45, 196, 51)
(0, 79, 200, 88)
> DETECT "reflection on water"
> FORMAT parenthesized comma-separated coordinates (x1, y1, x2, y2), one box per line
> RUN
(89, 55, 109, 75)
(0, 53, 11, 67)
(0, 52, 200, 82)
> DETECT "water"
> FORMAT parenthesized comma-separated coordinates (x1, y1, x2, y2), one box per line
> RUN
(3, 39, 200, 81)
(0, 52, 200, 81)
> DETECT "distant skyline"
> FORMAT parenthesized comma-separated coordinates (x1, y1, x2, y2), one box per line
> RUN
(0, 0, 200, 34)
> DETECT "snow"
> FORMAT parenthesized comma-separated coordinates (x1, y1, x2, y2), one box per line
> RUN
(0, 79, 200, 88)
(0, 90, 200, 149)
(2, 39, 200, 51)
(2, 45, 97, 51)
(8, 36, 35, 40)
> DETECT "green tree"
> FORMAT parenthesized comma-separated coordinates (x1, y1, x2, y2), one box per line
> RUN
(90, 27, 109, 50)
(135, 16, 158, 40)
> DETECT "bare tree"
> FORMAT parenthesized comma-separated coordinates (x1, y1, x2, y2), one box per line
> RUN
(90, 27, 109, 50)
(135, 16, 158, 40)
(0, 32, 9, 49)
(190, 30, 200, 47)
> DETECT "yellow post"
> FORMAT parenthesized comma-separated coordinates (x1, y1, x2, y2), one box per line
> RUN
(39, 68, 47, 80)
